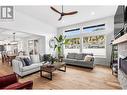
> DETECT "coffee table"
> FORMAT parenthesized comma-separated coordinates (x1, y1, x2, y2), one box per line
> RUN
(40, 62, 66, 80)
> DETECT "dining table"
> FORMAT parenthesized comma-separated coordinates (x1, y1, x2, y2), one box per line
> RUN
(7, 54, 17, 66)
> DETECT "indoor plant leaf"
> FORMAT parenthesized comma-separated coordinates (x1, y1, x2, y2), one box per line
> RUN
(54, 37, 60, 42)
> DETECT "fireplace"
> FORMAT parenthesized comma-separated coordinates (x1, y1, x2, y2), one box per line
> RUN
(116, 43, 127, 89)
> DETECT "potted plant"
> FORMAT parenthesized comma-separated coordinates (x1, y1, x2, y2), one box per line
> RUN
(54, 35, 69, 62)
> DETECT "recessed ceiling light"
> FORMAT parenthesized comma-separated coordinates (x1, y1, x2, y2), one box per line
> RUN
(91, 12, 95, 15)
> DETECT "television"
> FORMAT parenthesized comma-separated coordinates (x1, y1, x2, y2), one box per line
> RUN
(114, 5, 126, 39)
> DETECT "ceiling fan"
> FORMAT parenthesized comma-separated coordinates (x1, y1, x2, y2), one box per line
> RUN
(50, 6, 78, 21)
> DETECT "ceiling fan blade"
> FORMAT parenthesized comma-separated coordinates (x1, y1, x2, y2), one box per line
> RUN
(50, 6, 61, 14)
(63, 11, 78, 15)
(58, 16, 62, 21)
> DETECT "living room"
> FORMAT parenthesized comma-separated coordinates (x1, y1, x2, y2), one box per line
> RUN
(0, 5, 126, 91)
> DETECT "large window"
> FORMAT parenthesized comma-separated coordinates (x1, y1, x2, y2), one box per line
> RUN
(65, 38, 80, 49)
(83, 35, 105, 49)
(64, 24, 106, 56)
(64, 28, 80, 55)
(83, 24, 105, 33)
(64, 28, 80, 37)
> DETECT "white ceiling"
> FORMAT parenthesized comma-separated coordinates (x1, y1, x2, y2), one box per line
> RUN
(15, 6, 117, 27)
(0, 27, 36, 41)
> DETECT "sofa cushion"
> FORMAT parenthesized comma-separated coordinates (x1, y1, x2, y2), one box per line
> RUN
(75, 53, 83, 60)
(30, 55, 40, 63)
(71, 59, 93, 64)
(64, 58, 76, 63)
(67, 53, 76, 59)
(4, 82, 22, 89)
(23, 58, 32, 66)
(21, 64, 40, 72)
(74, 60, 86, 64)
(81, 53, 93, 60)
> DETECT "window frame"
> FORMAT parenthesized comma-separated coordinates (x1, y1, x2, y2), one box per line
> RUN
(83, 24, 105, 33)
(64, 28, 80, 37)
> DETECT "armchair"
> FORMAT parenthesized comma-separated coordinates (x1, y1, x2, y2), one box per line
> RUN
(0, 73, 33, 89)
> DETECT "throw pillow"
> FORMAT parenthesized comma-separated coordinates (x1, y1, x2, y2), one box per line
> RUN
(20, 58, 26, 66)
(84, 55, 93, 62)
(23, 58, 30, 66)
(26, 58, 33, 65)
(82, 53, 93, 60)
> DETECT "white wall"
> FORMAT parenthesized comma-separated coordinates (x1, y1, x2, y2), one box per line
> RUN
(57, 16, 114, 66)
(0, 10, 57, 54)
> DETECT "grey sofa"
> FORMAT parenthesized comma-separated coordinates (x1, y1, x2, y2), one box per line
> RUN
(64, 53, 94, 69)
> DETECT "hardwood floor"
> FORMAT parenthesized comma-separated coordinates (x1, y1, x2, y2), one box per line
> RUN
(0, 60, 121, 89)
